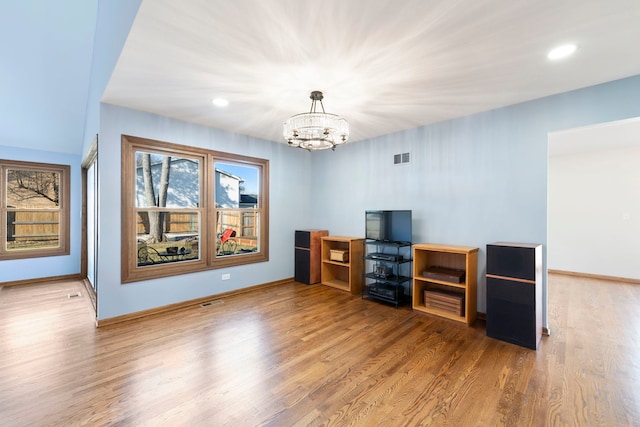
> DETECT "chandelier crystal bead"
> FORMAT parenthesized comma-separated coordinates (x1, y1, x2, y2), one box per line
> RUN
(283, 91, 349, 151)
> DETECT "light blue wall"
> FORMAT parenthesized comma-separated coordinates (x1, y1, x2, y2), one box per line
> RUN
(309, 75, 640, 327)
(95, 104, 313, 319)
(81, 0, 142, 157)
(0, 146, 82, 281)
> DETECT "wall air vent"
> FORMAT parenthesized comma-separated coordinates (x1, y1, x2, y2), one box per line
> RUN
(394, 152, 410, 165)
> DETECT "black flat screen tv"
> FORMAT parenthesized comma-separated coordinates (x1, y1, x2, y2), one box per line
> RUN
(365, 210, 412, 244)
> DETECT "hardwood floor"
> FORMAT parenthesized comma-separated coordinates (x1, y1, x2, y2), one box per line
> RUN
(1, 274, 639, 426)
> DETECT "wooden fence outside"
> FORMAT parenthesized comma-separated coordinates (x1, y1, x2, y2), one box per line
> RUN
(218, 210, 258, 248)
(8, 210, 256, 245)
(136, 210, 257, 242)
(7, 211, 59, 241)
(137, 212, 198, 236)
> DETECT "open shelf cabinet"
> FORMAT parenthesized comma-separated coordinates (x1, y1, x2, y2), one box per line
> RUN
(321, 236, 364, 294)
(362, 240, 412, 307)
(412, 243, 478, 325)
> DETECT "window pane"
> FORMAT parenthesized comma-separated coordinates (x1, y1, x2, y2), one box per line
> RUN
(1, 160, 69, 260)
(215, 210, 259, 257)
(135, 152, 200, 208)
(6, 169, 60, 208)
(214, 162, 259, 209)
(6, 210, 60, 250)
(136, 210, 200, 266)
(121, 135, 268, 281)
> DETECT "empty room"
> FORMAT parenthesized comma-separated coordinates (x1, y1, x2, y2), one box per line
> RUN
(2, 1, 640, 425)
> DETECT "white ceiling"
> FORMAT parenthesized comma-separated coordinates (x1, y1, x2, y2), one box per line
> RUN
(103, 0, 640, 145)
(3, 0, 640, 155)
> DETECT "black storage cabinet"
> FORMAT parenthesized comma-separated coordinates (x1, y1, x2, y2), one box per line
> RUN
(486, 242, 542, 350)
(294, 230, 328, 285)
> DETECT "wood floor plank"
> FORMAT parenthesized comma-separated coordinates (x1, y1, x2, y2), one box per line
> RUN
(1, 275, 640, 426)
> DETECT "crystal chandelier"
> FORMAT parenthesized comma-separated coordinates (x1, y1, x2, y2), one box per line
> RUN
(283, 91, 349, 151)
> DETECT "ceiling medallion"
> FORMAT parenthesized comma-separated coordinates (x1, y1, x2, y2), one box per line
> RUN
(283, 91, 349, 151)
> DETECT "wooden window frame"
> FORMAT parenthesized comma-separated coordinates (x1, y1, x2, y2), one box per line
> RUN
(0, 159, 70, 260)
(121, 135, 269, 283)
(210, 151, 269, 270)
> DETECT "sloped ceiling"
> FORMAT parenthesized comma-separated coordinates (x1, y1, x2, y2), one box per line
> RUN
(1, 1, 97, 154)
(3, 0, 640, 154)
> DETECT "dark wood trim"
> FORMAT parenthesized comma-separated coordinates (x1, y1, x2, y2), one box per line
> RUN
(548, 269, 640, 285)
(121, 135, 209, 283)
(96, 277, 294, 327)
(120, 135, 270, 283)
(81, 139, 98, 313)
(210, 151, 269, 269)
(81, 167, 88, 280)
(1, 273, 82, 287)
(0, 160, 71, 260)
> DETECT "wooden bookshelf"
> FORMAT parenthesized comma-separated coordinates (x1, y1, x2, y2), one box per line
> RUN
(412, 243, 478, 325)
(321, 236, 364, 295)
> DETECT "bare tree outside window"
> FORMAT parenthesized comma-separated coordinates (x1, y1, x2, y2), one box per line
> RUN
(1, 160, 70, 260)
(7, 170, 60, 207)
(121, 135, 268, 283)
(141, 153, 171, 243)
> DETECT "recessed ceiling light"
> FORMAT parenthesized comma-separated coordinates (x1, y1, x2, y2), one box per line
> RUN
(212, 98, 229, 107)
(547, 44, 577, 60)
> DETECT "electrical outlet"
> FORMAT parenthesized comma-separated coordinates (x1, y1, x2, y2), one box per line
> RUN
(221, 273, 230, 280)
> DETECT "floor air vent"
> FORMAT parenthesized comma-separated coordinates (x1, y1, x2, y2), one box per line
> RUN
(201, 300, 224, 307)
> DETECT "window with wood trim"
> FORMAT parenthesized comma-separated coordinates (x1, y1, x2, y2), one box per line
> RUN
(211, 155, 268, 269)
(0, 160, 70, 260)
(121, 135, 269, 283)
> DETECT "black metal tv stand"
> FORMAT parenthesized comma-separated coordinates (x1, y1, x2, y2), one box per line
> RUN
(362, 240, 412, 308)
